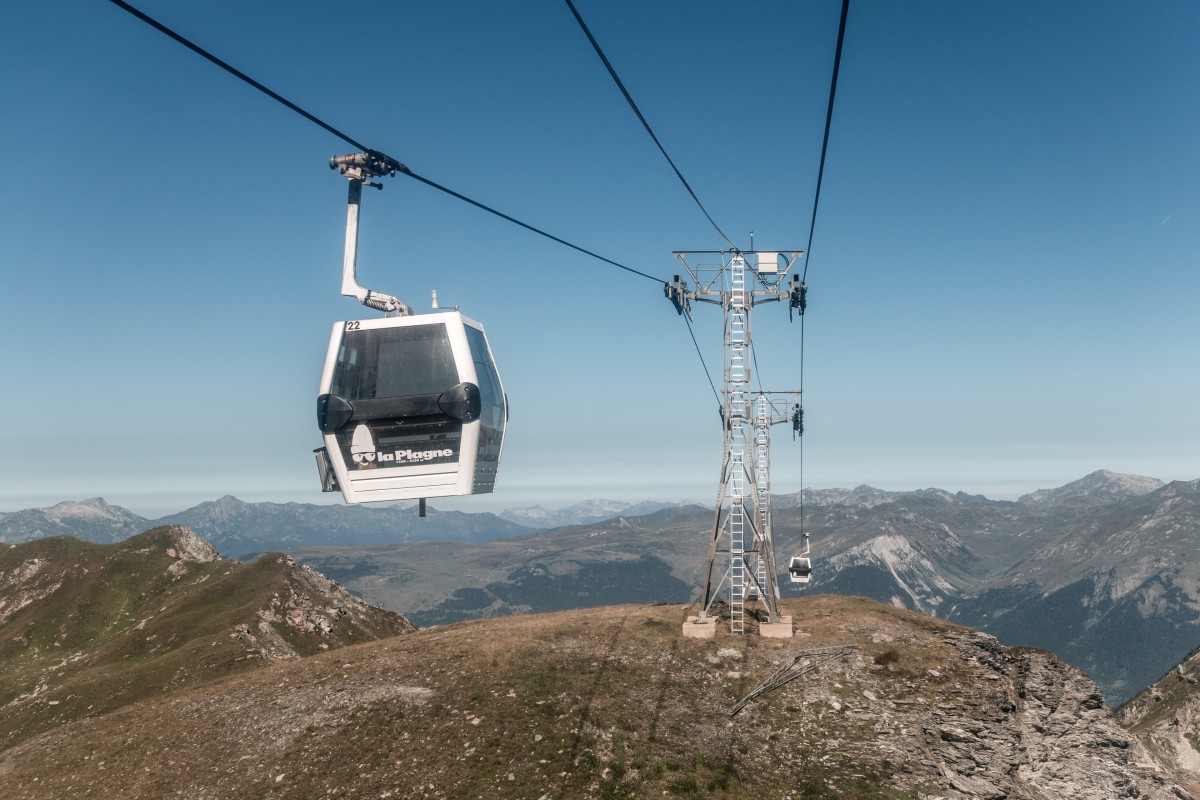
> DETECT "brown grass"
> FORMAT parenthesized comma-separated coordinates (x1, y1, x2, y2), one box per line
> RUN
(0, 596, 1006, 799)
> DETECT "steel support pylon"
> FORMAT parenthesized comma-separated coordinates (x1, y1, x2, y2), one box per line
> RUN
(669, 250, 804, 634)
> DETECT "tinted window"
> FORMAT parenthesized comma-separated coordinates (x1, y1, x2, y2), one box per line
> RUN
(332, 324, 459, 400)
(465, 325, 504, 425)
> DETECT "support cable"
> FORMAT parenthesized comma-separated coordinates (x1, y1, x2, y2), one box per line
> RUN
(796, 0, 850, 550)
(108, 0, 370, 152)
(685, 313, 722, 410)
(750, 339, 776, 397)
(731, 645, 852, 716)
(799, 315, 806, 536)
(563, 0, 737, 251)
(800, 0, 850, 284)
(401, 169, 660, 283)
(106, 0, 661, 285)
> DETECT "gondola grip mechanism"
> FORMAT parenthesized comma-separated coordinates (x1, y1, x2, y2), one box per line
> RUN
(335, 152, 413, 316)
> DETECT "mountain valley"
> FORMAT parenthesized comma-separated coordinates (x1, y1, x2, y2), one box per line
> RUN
(4, 469, 1198, 708)
(286, 471, 1200, 706)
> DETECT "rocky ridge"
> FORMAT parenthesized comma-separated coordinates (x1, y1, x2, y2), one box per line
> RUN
(0, 527, 413, 751)
(1120, 646, 1200, 797)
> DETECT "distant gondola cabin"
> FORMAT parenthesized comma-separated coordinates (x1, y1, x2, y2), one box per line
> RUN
(788, 556, 812, 585)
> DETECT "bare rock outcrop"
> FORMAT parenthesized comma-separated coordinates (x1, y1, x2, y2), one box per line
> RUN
(758, 615, 1190, 799)
(162, 524, 219, 563)
(247, 554, 416, 661)
(908, 631, 1187, 799)
(0, 556, 60, 626)
(1120, 650, 1200, 798)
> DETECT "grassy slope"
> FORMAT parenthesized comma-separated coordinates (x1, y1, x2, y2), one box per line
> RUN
(0, 529, 409, 751)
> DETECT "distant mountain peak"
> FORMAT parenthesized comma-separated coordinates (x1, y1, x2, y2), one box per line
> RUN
(499, 499, 679, 529)
(1017, 470, 1164, 508)
(0, 498, 149, 545)
(66, 497, 109, 507)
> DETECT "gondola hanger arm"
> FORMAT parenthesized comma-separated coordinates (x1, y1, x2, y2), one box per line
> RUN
(332, 152, 413, 316)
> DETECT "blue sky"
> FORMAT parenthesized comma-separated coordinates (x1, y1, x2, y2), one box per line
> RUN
(1, 1, 1197, 517)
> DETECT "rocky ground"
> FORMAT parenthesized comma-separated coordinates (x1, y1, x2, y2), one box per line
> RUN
(1120, 647, 1200, 798)
(0, 595, 1189, 799)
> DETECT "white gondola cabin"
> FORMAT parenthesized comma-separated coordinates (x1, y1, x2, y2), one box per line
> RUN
(314, 311, 506, 503)
(788, 556, 813, 585)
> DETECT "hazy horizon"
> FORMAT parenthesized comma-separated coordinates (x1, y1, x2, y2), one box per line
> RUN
(3, 3, 1196, 523)
(3, 465, 1191, 520)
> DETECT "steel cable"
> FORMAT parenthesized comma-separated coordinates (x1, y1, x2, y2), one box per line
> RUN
(684, 312, 722, 410)
(800, 0, 851, 284)
(563, 0, 737, 251)
(106, 0, 662, 285)
(797, 0, 851, 543)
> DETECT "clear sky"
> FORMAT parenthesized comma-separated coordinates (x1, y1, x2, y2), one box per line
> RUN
(1, 1, 1197, 517)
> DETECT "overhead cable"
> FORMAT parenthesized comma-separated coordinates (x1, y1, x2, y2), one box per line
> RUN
(563, 0, 737, 251)
(106, 0, 661, 285)
(401, 170, 660, 282)
(684, 313, 722, 409)
(801, 0, 851, 283)
(107, 0, 371, 153)
(797, 0, 851, 538)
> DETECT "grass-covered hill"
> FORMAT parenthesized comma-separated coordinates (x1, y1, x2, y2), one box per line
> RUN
(0, 596, 1187, 799)
(0, 526, 413, 752)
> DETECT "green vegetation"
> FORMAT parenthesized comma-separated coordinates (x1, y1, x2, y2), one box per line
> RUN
(0, 527, 409, 752)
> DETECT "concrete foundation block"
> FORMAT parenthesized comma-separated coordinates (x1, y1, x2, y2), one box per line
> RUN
(681, 615, 718, 639)
(758, 615, 793, 638)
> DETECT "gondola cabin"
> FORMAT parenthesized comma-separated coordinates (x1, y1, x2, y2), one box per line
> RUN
(788, 556, 813, 585)
(314, 311, 506, 503)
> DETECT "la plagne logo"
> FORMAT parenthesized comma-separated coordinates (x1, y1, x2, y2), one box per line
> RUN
(348, 424, 454, 468)
(391, 447, 454, 463)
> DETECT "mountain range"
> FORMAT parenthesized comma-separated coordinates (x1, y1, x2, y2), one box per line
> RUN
(497, 498, 681, 528)
(284, 470, 1197, 706)
(0, 495, 688, 556)
(3, 469, 1196, 706)
(3, 474, 1199, 797)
